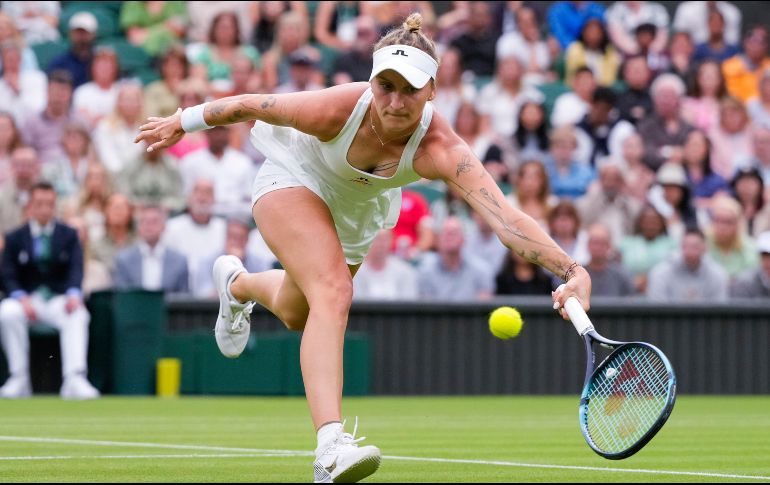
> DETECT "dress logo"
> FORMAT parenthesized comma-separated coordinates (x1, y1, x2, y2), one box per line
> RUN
(350, 176, 373, 186)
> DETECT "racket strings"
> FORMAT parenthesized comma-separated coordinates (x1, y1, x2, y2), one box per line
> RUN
(583, 346, 671, 454)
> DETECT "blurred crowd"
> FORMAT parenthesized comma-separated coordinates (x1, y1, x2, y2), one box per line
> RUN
(1, 0, 769, 305)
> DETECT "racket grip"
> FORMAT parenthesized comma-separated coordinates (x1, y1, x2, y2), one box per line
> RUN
(564, 297, 594, 336)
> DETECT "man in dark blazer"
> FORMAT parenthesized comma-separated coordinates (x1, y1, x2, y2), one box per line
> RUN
(0, 182, 99, 399)
(113, 205, 189, 294)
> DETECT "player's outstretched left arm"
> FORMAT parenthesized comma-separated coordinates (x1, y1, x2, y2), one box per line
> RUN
(418, 142, 592, 317)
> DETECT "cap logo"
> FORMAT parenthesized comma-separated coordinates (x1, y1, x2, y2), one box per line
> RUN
(392, 49, 408, 57)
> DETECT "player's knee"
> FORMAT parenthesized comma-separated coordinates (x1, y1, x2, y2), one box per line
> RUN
(308, 274, 353, 319)
(0, 299, 26, 325)
(280, 308, 309, 332)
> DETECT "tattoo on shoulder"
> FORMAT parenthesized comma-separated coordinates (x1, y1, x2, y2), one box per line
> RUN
(455, 153, 473, 179)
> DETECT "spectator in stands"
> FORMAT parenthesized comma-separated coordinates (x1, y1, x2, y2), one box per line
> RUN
(548, 200, 590, 268)
(673, 1, 742, 47)
(616, 55, 653, 125)
(577, 161, 642, 245)
(180, 126, 255, 219)
(706, 195, 759, 279)
(186, 1, 258, 46)
(681, 130, 729, 208)
(164, 178, 226, 293)
(42, 122, 93, 201)
(248, 1, 308, 54)
(117, 143, 184, 214)
(0, 12, 39, 73)
(144, 44, 188, 118)
(730, 231, 770, 298)
(47, 12, 97, 88)
(417, 216, 494, 301)
(565, 18, 620, 88)
(477, 55, 525, 139)
(635, 23, 670, 76)
(196, 217, 273, 298)
(506, 160, 556, 230)
(574, 87, 635, 167)
(65, 216, 112, 297)
(119, 0, 187, 57)
(666, 31, 696, 82)
(223, 54, 262, 97)
(737, 126, 770, 187)
(647, 227, 728, 302)
(70, 163, 112, 246)
(682, 60, 728, 133)
(93, 83, 145, 175)
(114, 204, 189, 294)
(585, 223, 636, 297)
(352, 228, 419, 301)
(331, 14, 378, 85)
(547, 1, 606, 51)
(648, 162, 697, 242)
(91, 193, 136, 271)
(618, 132, 656, 204)
(0, 147, 41, 240)
(313, 1, 368, 52)
(431, 47, 475, 129)
(510, 99, 550, 163)
(449, 1, 498, 80)
(619, 204, 678, 293)
(453, 102, 506, 182)
(21, 70, 73, 165)
(1, 1, 60, 47)
(192, 11, 262, 97)
(637, 73, 695, 171)
(692, 7, 740, 63)
(708, 96, 754, 180)
(748, 68, 770, 130)
(0, 39, 47, 125)
(274, 48, 324, 94)
(260, 11, 320, 93)
(391, 189, 433, 262)
(495, 250, 553, 296)
(434, 1, 470, 46)
(496, 6, 552, 89)
(0, 112, 22, 187)
(606, 1, 670, 57)
(0, 182, 100, 399)
(166, 78, 209, 161)
(731, 167, 770, 238)
(551, 67, 595, 128)
(543, 126, 595, 200)
(72, 46, 121, 130)
(723, 25, 770, 103)
(465, 209, 509, 283)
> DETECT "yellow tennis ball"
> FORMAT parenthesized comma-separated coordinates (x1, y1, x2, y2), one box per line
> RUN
(488, 307, 524, 340)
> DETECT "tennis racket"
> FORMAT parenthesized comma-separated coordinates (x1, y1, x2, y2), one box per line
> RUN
(562, 295, 677, 460)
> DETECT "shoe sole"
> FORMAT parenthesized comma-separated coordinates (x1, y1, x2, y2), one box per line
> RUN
(333, 455, 381, 483)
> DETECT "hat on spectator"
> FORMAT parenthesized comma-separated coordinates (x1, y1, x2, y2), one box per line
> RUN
(288, 49, 318, 68)
(657, 162, 688, 187)
(757, 232, 770, 255)
(69, 12, 98, 34)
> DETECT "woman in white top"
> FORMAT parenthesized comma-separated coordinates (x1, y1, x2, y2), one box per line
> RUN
(136, 14, 592, 483)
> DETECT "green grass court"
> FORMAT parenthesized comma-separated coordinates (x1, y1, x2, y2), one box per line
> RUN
(1, 396, 768, 482)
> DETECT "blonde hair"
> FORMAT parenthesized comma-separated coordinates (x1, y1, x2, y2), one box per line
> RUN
(374, 13, 438, 63)
(709, 195, 749, 252)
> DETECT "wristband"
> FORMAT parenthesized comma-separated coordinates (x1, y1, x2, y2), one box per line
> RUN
(180, 103, 211, 133)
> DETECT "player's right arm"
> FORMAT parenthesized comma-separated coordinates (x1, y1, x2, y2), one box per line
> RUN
(134, 83, 368, 152)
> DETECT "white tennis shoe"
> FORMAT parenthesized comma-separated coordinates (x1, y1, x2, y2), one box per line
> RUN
(313, 420, 381, 483)
(213, 255, 255, 358)
(0, 375, 32, 399)
(60, 375, 100, 400)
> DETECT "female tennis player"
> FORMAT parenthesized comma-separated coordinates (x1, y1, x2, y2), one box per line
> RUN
(136, 13, 592, 483)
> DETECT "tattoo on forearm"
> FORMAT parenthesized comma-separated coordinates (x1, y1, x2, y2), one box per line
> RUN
(260, 95, 277, 110)
(456, 154, 472, 178)
(479, 188, 501, 208)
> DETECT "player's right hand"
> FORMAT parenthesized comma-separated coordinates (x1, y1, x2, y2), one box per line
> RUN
(134, 108, 185, 153)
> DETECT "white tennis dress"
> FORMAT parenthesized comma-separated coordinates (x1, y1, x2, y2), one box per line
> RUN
(249, 88, 434, 264)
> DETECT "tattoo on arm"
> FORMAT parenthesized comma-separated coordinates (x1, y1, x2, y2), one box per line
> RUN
(455, 154, 472, 178)
(479, 188, 501, 208)
(260, 95, 277, 110)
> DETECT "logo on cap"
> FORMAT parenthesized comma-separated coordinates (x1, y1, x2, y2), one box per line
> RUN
(392, 49, 408, 57)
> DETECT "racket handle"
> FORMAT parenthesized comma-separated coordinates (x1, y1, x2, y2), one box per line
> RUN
(564, 297, 595, 336)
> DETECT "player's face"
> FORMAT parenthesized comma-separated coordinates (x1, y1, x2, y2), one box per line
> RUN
(371, 70, 434, 133)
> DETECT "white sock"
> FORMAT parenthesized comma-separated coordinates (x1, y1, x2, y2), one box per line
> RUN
(316, 421, 343, 453)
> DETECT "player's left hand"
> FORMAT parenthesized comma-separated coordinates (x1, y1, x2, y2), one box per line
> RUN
(552, 266, 591, 320)
(135, 108, 185, 153)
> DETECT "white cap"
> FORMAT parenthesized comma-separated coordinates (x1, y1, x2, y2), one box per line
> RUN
(369, 44, 438, 89)
(757, 231, 770, 254)
(69, 12, 98, 33)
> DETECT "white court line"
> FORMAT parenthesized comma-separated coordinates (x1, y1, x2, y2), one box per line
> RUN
(0, 435, 768, 481)
(0, 454, 300, 461)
